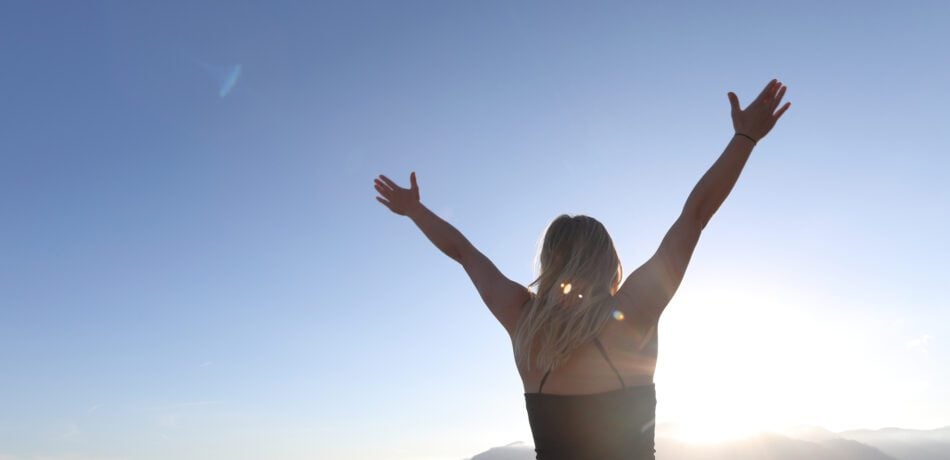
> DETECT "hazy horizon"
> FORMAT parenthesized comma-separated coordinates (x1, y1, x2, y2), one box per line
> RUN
(468, 425, 950, 460)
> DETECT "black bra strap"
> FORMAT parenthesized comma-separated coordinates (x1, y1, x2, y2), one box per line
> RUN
(537, 368, 552, 393)
(594, 337, 626, 388)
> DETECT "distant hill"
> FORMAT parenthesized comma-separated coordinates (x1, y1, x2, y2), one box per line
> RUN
(837, 426, 950, 460)
(464, 426, 950, 460)
(469, 441, 535, 460)
(656, 433, 896, 460)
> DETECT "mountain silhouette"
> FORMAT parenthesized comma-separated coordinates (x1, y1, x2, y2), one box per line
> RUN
(837, 426, 950, 460)
(463, 426, 950, 459)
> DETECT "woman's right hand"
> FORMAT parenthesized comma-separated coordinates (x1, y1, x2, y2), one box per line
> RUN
(374, 171, 421, 217)
(728, 78, 791, 142)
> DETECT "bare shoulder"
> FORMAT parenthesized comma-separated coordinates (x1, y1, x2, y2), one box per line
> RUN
(459, 244, 533, 337)
(615, 214, 702, 321)
(505, 289, 534, 336)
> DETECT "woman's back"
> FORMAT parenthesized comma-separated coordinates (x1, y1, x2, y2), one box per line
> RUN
(519, 314, 660, 459)
(517, 308, 659, 395)
(525, 383, 657, 460)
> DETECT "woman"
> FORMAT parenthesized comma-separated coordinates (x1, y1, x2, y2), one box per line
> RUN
(373, 79, 791, 460)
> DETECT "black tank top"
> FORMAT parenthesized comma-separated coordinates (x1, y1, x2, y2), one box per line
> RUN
(523, 337, 657, 460)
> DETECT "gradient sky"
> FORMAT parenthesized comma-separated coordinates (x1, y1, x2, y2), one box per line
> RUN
(1, 1, 948, 460)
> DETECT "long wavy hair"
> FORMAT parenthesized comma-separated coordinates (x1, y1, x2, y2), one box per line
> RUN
(513, 214, 623, 373)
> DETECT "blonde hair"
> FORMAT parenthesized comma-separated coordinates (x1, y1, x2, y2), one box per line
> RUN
(513, 214, 623, 373)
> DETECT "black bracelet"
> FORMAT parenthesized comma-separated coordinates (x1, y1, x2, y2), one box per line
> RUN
(735, 132, 758, 144)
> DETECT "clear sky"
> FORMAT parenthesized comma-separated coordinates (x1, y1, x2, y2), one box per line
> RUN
(1, 1, 948, 460)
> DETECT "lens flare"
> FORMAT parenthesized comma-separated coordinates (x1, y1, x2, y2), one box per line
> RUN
(219, 65, 242, 97)
(193, 59, 242, 98)
(612, 310, 625, 321)
(560, 282, 572, 294)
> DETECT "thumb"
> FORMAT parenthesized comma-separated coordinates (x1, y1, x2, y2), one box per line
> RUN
(410, 171, 418, 191)
(728, 92, 741, 113)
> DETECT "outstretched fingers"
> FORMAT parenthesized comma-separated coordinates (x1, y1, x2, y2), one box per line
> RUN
(374, 179, 393, 196)
(376, 196, 395, 212)
(771, 85, 787, 111)
(728, 92, 741, 113)
(754, 79, 778, 105)
(378, 174, 400, 191)
(773, 101, 792, 122)
(375, 179, 399, 198)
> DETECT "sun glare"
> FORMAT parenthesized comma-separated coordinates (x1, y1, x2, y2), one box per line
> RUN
(665, 420, 768, 444)
(653, 275, 877, 442)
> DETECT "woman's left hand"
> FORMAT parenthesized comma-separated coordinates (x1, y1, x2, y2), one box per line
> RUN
(728, 79, 791, 142)
(374, 172, 421, 216)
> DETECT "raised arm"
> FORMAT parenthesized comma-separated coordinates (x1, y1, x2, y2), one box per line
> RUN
(374, 172, 530, 335)
(616, 79, 791, 320)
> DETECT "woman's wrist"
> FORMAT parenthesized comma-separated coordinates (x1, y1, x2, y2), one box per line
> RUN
(406, 201, 425, 220)
(734, 132, 758, 145)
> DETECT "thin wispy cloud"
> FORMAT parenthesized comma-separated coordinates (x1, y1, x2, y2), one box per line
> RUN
(58, 423, 81, 441)
(905, 334, 933, 353)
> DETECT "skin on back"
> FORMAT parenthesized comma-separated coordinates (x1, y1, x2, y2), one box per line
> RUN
(517, 311, 660, 394)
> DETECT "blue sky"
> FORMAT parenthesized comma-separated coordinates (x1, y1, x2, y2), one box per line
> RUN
(1, 1, 948, 459)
